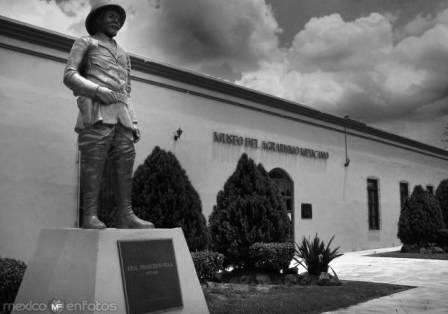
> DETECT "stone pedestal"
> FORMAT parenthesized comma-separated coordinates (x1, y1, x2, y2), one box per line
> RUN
(13, 228, 209, 314)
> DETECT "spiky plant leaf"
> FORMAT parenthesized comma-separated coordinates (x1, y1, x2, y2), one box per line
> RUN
(294, 234, 343, 276)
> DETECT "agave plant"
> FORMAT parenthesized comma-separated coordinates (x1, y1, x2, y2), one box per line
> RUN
(293, 234, 343, 276)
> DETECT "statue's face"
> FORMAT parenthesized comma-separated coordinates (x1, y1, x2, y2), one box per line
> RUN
(100, 9, 121, 38)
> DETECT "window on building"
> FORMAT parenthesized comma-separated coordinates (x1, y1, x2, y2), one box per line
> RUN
(367, 178, 380, 230)
(399, 182, 409, 210)
(269, 168, 294, 241)
(426, 185, 434, 195)
(301, 203, 312, 219)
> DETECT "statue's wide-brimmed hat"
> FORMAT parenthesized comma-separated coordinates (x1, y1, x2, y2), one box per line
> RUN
(85, 0, 126, 35)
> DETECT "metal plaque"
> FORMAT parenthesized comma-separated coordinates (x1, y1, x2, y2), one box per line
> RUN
(117, 239, 183, 314)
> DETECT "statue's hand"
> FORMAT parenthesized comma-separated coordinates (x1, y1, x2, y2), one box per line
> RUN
(133, 127, 141, 143)
(95, 86, 116, 104)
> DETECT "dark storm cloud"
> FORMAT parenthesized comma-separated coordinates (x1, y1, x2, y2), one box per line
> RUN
(122, 0, 282, 80)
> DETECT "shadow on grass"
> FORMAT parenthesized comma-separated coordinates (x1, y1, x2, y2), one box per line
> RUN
(368, 251, 448, 260)
(204, 280, 414, 314)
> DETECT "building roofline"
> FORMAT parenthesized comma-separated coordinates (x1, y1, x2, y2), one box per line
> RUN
(1, 15, 447, 157)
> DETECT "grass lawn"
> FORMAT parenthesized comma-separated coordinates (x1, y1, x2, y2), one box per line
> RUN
(204, 281, 414, 314)
(369, 251, 448, 260)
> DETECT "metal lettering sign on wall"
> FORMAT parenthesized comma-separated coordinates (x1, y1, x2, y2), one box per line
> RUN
(213, 132, 329, 159)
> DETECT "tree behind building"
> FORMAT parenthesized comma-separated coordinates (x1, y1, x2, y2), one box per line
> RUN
(435, 179, 448, 227)
(132, 146, 210, 251)
(398, 185, 445, 246)
(209, 153, 290, 268)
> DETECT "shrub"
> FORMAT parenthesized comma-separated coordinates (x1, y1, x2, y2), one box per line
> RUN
(249, 242, 294, 273)
(397, 185, 446, 246)
(191, 251, 224, 284)
(435, 179, 448, 226)
(400, 244, 419, 253)
(293, 234, 343, 276)
(0, 258, 27, 312)
(436, 229, 448, 247)
(132, 146, 210, 251)
(209, 153, 290, 268)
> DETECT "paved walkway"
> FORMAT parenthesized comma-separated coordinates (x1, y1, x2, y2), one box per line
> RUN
(324, 247, 448, 313)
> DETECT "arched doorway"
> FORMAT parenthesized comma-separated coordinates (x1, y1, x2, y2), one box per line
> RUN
(269, 168, 294, 241)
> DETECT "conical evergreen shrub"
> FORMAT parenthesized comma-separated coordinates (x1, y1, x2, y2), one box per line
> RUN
(435, 179, 448, 227)
(132, 146, 210, 251)
(397, 185, 445, 246)
(209, 153, 290, 268)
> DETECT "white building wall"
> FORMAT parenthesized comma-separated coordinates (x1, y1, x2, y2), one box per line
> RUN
(129, 75, 448, 252)
(0, 41, 79, 262)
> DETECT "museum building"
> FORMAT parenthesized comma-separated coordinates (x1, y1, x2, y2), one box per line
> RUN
(1, 16, 448, 263)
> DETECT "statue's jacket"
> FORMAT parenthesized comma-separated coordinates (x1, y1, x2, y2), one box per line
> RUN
(63, 35, 137, 132)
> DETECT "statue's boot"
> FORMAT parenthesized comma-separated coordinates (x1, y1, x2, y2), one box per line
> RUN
(81, 155, 107, 230)
(115, 158, 154, 229)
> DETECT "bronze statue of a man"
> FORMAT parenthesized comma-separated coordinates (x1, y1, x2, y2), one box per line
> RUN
(64, 0, 154, 229)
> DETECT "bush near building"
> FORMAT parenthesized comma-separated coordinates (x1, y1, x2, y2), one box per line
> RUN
(435, 179, 448, 227)
(398, 185, 446, 246)
(209, 153, 290, 268)
(0, 257, 26, 313)
(436, 229, 448, 247)
(191, 251, 225, 284)
(249, 242, 294, 273)
(132, 146, 210, 251)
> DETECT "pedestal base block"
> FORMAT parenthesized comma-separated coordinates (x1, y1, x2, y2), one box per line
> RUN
(13, 228, 209, 314)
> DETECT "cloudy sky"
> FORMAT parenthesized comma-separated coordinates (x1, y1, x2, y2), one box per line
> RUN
(2, 0, 448, 148)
